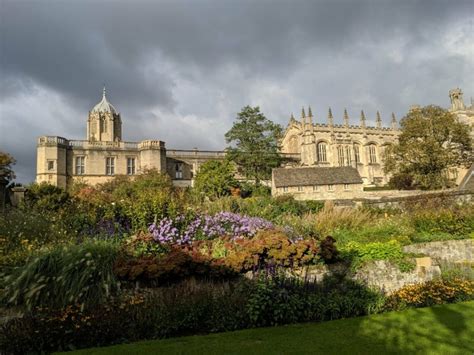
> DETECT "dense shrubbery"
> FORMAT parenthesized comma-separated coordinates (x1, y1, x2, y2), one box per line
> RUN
(1, 173, 474, 353)
(0, 275, 385, 354)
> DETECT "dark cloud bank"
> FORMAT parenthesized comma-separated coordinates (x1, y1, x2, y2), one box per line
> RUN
(0, 0, 473, 183)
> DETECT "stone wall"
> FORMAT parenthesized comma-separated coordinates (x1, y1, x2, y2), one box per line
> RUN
(403, 239, 474, 263)
(279, 239, 473, 294)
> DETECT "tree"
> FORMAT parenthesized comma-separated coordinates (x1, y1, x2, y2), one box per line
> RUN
(0, 151, 16, 186)
(225, 106, 282, 186)
(384, 105, 472, 189)
(194, 160, 237, 199)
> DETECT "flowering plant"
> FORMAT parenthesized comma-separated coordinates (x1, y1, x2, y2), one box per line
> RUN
(148, 212, 274, 245)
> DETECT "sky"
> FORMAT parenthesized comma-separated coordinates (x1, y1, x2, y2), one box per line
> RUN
(0, 0, 473, 184)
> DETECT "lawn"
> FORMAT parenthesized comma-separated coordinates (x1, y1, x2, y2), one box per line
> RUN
(68, 301, 474, 355)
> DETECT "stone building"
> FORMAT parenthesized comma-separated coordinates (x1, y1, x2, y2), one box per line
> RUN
(37, 87, 472, 191)
(279, 88, 474, 188)
(272, 166, 363, 200)
(36, 88, 225, 189)
(280, 107, 399, 186)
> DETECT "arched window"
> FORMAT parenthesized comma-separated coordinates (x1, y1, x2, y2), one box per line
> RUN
(317, 142, 327, 162)
(354, 144, 361, 163)
(369, 144, 377, 163)
(288, 136, 299, 153)
(345, 146, 352, 166)
(337, 146, 345, 166)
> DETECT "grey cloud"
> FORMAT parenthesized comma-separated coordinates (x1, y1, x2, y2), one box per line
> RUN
(0, 0, 473, 183)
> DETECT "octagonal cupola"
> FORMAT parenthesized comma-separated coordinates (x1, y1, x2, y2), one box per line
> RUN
(87, 87, 122, 142)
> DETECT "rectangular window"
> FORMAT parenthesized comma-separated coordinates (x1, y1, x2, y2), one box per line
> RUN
(47, 160, 55, 171)
(106, 157, 115, 176)
(313, 185, 319, 191)
(344, 184, 350, 190)
(297, 186, 303, 192)
(175, 163, 183, 179)
(283, 186, 288, 192)
(328, 184, 334, 191)
(75, 156, 85, 175)
(127, 158, 136, 175)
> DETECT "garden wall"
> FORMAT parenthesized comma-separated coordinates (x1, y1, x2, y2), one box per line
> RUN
(283, 240, 473, 294)
(403, 239, 474, 263)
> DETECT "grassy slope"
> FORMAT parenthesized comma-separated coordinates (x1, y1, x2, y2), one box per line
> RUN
(68, 301, 474, 355)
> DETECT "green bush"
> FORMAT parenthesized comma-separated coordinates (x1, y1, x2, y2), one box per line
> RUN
(1, 240, 120, 310)
(340, 240, 415, 272)
(0, 209, 74, 267)
(0, 276, 385, 353)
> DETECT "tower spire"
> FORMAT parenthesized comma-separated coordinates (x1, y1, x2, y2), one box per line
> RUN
(391, 112, 398, 130)
(308, 106, 313, 118)
(360, 110, 366, 128)
(376, 111, 382, 128)
(327, 107, 334, 126)
(343, 108, 349, 127)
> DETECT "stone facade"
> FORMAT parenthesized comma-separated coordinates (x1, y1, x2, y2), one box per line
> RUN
(36, 89, 225, 190)
(37, 87, 473, 191)
(277, 88, 474, 199)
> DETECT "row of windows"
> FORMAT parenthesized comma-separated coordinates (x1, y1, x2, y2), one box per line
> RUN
(74, 157, 136, 176)
(316, 143, 377, 164)
(281, 184, 351, 192)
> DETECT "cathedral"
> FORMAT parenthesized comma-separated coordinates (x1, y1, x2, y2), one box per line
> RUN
(36, 87, 473, 191)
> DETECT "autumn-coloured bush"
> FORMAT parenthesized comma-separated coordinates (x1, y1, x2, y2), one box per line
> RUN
(114, 230, 323, 283)
(385, 277, 474, 310)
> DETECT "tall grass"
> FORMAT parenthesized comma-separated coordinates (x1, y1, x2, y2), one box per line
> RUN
(1, 240, 120, 310)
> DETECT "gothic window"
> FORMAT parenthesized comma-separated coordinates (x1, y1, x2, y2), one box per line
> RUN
(175, 163, 183, 179)
(337, 146, 345, 166)
(354, 145, 361, 163)
(289, 136, 299, 153)
(317, 142, 327, 162)
(127, 158, 136, 175)
(369, 144, 377, 164)
(100, 118, 104, 132)
(345, 146, 352, 166)
(75, 156, 85, 175)
(106, 157, 115, 176)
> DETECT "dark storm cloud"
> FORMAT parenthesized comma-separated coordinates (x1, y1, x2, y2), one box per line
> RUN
(0, 0, 473, 182)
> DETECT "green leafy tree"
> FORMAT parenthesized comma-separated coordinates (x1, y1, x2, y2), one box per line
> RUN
(0, 151, 16, 185)
(194, 160, 237, 199)
(225, 106, 282, 186)
(384, 105, 472, 189)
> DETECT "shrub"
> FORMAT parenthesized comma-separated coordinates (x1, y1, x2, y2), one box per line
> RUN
(1, 240, 120, 310)
(0, 276, 386, 353)
(340, 240, 416, 272)
(193, 160, 238, 200)
(386, 277, 474, 309)
(114, 230, 322, 283)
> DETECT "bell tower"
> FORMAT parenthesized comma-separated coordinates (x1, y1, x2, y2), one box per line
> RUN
(87, 87, 122, 142)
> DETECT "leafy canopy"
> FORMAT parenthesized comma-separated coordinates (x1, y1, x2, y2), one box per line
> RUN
(194, 160, 237, 199)
(225, 106, 282, 185)
(0, 151, 16, 185)
(384, 105, 472, 189)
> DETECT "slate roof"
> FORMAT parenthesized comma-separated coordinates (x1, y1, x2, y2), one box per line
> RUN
(273, 166, 363, 188)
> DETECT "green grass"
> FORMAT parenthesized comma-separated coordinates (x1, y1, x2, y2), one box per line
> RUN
(67, 301, 474, 355)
